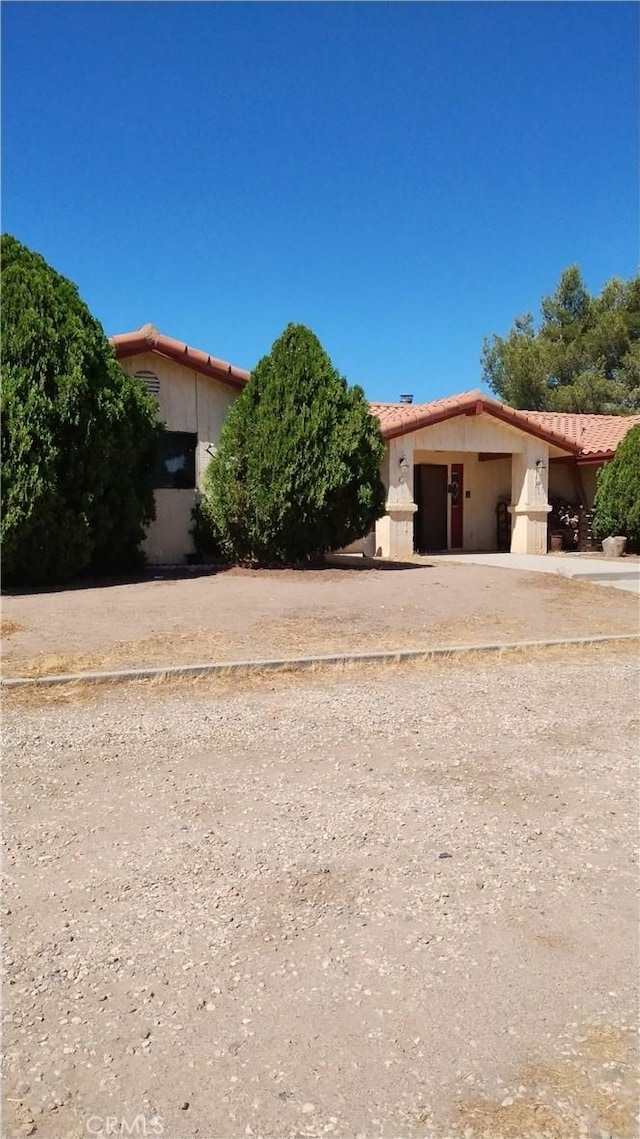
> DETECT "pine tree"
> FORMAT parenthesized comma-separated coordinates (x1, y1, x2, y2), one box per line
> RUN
(481, 267, 640, 412)
(202, 324, 385, 563)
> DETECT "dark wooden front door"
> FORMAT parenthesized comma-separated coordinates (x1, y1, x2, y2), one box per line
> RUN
(414, 464, 448, 552)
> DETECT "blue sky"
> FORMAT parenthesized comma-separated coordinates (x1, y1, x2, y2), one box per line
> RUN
(2, 2, 638, 403)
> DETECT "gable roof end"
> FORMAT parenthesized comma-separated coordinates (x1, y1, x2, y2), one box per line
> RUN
(370, 391, 581, 454)
(110, 324, 250, 390)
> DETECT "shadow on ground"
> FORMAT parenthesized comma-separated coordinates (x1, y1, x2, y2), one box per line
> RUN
(2, 556, 430, 598)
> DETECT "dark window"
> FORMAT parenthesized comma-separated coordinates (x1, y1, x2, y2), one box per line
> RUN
(155, 431, 197, 489)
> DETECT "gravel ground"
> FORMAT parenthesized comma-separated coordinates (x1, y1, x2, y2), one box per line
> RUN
(2, 560, 639, 678)
(2, 645, 639, 1139)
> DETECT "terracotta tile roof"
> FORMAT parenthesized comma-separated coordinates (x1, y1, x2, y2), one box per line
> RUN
(370, 390, 582, 453)
(111, 325, 250, 390)
(109, 329, 639, 460)
(371, 392, 640, 458)
(371, 392, 480, 437)
(515, 411, 640, 461)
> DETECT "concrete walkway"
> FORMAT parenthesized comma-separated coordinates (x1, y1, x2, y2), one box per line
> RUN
(431, 552, 640, 595)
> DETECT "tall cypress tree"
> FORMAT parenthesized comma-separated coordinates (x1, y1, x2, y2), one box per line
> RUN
(1, 235, 161, 584)
(203, 324, 385, 563)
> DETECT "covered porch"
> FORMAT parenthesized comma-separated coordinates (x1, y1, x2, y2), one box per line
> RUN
(374, 393, 579, 559)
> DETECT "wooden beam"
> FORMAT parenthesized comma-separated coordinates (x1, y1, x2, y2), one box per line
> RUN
(478, 452, 511, 462)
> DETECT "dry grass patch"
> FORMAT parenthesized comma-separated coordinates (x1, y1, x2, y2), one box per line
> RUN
(255, 609, 532, 654)
(1, 611, 563, 680)
(456, 1097, 574, 1139)
(0, 618, 25, 638)
(532, 930, 573, 951)
(428, 612, 528, 644)
(1, 629, 236, 679)
(580, 1023, 636, 1065)
(4, 649, 100, 679)
(516, 1059, 635, 1136)
(456, 1022, 638, 1138)
(4, 637, 638, 710)
(254, 610, 432, 656)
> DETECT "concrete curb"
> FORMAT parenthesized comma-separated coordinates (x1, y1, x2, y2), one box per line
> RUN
(2, 633, 638, 690)
(560, 570, 640, 583)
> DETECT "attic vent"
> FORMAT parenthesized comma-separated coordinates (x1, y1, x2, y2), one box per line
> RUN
(134, 370, 160, 397)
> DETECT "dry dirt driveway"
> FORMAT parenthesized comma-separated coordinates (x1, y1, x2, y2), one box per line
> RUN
(2, 645, 638, 1138)
(2, 559, 639, 678)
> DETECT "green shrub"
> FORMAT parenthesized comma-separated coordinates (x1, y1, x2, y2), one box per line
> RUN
(593, 424, 640, 549)
(201, 324, 385, 563)
(1, 234, 162, 584)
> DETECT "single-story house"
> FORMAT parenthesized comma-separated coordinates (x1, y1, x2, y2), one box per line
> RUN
(112, 325, 640, 564)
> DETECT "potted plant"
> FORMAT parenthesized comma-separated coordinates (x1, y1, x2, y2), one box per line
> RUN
(548, 497, 579, 552)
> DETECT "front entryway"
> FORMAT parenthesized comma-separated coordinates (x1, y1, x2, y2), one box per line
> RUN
(414, 464, 448, 552)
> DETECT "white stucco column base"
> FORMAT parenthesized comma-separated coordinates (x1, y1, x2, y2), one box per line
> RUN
(509, 444, 551, 555)
(508, 504, 552, 555)
(375, 502, 417, 559)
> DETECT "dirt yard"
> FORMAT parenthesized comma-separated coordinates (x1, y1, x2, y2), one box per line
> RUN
(2, 645, 639, 1138)
(2, 559, 638, 679)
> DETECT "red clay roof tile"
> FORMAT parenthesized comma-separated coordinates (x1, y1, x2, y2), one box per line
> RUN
(370, 392, 640, 459)
(515, 411, 640, 461)
(111, 325, 250, 390)
(370, 390, 580, 452)
(110, 329, 639, 460)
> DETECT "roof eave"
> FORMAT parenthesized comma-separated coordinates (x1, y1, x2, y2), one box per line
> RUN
(485, 402, 579, 454)
(111, 330, 156, 356)
(382, 402, 471, 441)
(111, 330, 249, 391)
(382, 397, 579, 454)
(152, 347, 248, 390)
(577, 451, 613, 465)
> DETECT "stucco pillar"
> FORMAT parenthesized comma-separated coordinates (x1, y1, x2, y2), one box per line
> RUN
(375, 438, 417, 559)
(509, 442, 552, 554)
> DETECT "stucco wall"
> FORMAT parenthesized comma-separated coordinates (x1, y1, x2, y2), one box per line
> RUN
(408, 414, 536, 455)
(548, 462, 578, 502)
(120, 352, 239, 563)
(548, 461, 603, 508)
(143, 490, 197, 565)
(577, 463, 601, 507)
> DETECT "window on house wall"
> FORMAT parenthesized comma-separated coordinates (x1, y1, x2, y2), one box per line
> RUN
(155, 431, 197, 489)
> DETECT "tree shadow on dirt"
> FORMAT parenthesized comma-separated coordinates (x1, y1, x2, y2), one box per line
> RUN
(2, 555, 432, 598)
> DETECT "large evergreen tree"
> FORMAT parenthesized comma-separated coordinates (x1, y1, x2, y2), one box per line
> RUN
(481, 267, 640, 413)
(202, 324, 385, 563)
(593, 425, 640, 549)
(1, 234, 161, 585)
